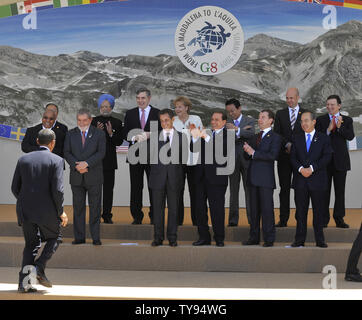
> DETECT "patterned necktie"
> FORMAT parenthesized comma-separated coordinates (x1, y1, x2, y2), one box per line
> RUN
(234, 120, 239, 127)
(256, 131, 264, 146)
(140, 109, 146, 130)
(166, 132, 171, 157)
(82, 131, 86, 147)
(290, 108, 296, 130)
(306, 133, 311, 152)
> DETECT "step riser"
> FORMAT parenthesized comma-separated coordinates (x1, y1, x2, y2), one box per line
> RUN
(0, 223, 358, 243)
(1, 243, 360, 273)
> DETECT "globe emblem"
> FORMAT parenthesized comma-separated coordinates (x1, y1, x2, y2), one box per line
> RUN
(188, 22, 231, 57)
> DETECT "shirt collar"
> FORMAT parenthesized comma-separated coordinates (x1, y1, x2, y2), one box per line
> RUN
(261, 127, 272, 136)
(39, 146, 50, 151)
(305, 129, 315, 139)
(234, 114, 243, 124)
(214, 127, 224, 134)
(329, 112, 340, 119)
(289, 105, 299, 114)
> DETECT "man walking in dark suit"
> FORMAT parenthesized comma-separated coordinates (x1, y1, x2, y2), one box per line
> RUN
(191, 111, 229, 247)
(12, 129, 68, 292)
(316, 95, 355, 228)
(122, 88, 161, 225)
(242, 110, 281, 247)
(149, 109, 187, 247)
(290, 111, 332, 248)
(345, 223, 362, 282)
(225, 98, 255, 226)
(22, 108, 68, 158)
(92, 94, 123, 224)
(64, 109, 106, 245)
(274, 88, 306, 227)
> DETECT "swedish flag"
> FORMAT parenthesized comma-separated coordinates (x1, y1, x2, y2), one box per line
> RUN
(10, 126, 27, 141)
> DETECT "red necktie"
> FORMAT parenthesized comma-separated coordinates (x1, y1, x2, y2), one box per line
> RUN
(82, 131, 86, 147)
(256, 131, 264, 146)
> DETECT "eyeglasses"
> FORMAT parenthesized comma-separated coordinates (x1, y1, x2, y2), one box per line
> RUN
(43, 117, 54, 121)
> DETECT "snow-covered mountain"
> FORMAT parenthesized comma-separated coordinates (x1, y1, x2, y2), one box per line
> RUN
(0, 20, 361, 133)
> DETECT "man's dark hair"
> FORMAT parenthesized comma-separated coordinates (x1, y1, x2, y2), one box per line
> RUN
(261, 109, 275, 121)
(159, 108, 175, 120)
(327, 94, 342, 105)
(301, 110, 316, 120)
(225, 98, 241, 108)
(45, 103, 59, 113)
(37, 129, 55, 145)
(136, 87, 151, 97)
(77, 108, 92, 119)
(213, 110, 228, 121)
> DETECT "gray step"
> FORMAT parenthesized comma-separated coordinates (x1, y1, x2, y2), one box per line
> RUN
(0, 237, 359, 273)
(0, 222, 359, 243)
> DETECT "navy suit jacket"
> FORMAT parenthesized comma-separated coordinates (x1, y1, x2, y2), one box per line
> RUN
(64, 125, 106, 186)
(246, 130, 281, 189)
(315, 114, 354, 171)
(291, 131, 333, 191)
(11, 148, 64, 227)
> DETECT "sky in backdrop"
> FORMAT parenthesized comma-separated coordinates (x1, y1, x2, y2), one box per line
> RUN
(0, 0, 361, 56)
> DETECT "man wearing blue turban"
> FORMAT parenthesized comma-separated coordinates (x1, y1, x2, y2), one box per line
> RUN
(91, 94, 123, 224)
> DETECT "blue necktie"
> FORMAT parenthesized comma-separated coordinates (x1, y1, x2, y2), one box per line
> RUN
(306, 134, 311, 152)
(234, 120, 239, 127)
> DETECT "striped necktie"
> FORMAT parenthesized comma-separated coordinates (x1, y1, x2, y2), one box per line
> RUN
(82, 131, 86, 147)
(290, 108, 296, 130)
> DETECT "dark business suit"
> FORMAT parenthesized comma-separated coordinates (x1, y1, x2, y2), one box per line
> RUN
(64, 125, 106, 242)
(228, 115, 255, 225)
(291, 131, 333, 245)
(91, 115, 123, 220)
(21, 122, 68, 158)
(192, 128, 228, 243)
(149, 130, 187, 242)
(122, 106, 161, 223)
(11, 147, 64, 282)
(274, 107, 306, 224)
(245, 130, 281, 243)
(316, 114, 355, 225)
(346, 223, 362, 276)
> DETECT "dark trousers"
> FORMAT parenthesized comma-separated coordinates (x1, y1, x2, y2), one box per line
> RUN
(248, 185, 275, 243)
(102, 169, 115, 219)
(228, 152, 251, 225)
(71, 182, 102, 241)
(152, 181, 179, 242)
(324, 165, 347, 225)
(195, 181, 227, 242)
(178, 165, 198, 226)
(294, 187, 325, 244)
(346, 224, 362, 275)
(129, 163, 153, 223)
(20, 221, 61, 281)
(277, 157, 295, 224)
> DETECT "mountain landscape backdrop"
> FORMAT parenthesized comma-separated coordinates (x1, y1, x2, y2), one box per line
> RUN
(0, 20, 361, 135)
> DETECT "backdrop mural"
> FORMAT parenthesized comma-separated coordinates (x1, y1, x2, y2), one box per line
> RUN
(0, 0, 361, 148)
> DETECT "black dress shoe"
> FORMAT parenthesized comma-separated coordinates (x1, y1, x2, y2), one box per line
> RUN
(345, 273, 362, 282)
(72, 239, 86, 245)
(192, 240, 211, 246)
(336, 222, 349, 229)
(103, 217, 113, 224)
(291, 242, 305, 247)
(316, 242, 328, 248)
(151, 240, 163, 247)
(275, 222, 287, 227)
(228, 223, 237, 227)
(36, 267, 52, 288)
(131, 220, 142, 225)
(216, 241, 224, 247)
(169, 241, 178, 247)
(263, 242, 274, 247)
(93, 240, 102, 246)
(242, 239, 259, 246)
(18, 283, 37, 293)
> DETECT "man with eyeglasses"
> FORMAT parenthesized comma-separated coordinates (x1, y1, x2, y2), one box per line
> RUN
(22, 107, 68, 158)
